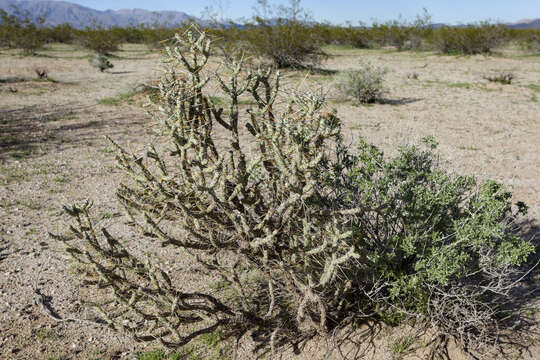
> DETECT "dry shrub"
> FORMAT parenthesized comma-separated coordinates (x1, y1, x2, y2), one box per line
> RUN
(484, 72, 514, 85)
(335, 63, 387, 103)
(88, 54, 113, 72)
(34, 67, 48, 79)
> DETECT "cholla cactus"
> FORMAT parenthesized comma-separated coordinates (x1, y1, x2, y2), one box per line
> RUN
(89, 53, 114, 72)
(53, 26, 362, 354)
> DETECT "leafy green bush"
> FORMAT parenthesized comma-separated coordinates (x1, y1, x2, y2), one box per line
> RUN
(335, 63, 387, 103)
(324, 138, 534, 350)
(53, 29, 536, 358)
(432, 23, 508, 55)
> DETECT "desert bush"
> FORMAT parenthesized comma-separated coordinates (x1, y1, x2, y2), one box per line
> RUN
(77, 27, 122, 55)
(89, 54, 113, 72)
(0, 9, 47, 55)
(34, 67, 48, 79)
(344, 26, 374, 48)
(432, 23, 508, 55)
(516, 29, 540, 51)
(484, 72, 514, 84)
(45, 23, 76, 44)
(108, 26, 146, 44)
(53, 28, 536, 358)
(208, 25, 251, 60)
(139, 25, 178, 49)
(335, 63, 387, 103)
(368, 10, 432, 50)
(243, 17, 327, 68)
(326, 23, 373, 48)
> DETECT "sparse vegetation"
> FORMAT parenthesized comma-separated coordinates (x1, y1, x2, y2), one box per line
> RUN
(432, 23, 508, 54)
(484, 72, 514, 84)
(335, 63, 388, 103)
(89, 53, 114, 72)
(34, 67, 48, 79)
(0, 8, 47, 55)
(244, 17, 327, 68)
(77, 27, 121, 55)
(391, 335, 416, 355)
(135, 350, 182, 360)
(52, 28, 536, 360)
(241, 0, 327, 68)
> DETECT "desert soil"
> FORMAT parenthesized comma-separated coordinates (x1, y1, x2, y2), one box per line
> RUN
(0, 42, 539, 359)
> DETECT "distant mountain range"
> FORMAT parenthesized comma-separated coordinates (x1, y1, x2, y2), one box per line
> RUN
(0, 0, 539, 29)
(506, 18, 540, 29)
(0, 0, 200, 28)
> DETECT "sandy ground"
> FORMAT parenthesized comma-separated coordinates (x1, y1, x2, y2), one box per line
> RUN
(0, 42, 539, 359)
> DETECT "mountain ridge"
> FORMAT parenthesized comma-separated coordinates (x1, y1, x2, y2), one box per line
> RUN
(0, 0, 539, 29)
(0, 0, 199, 28)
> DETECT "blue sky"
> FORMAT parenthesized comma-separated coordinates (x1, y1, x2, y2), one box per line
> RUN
(66, 1, 540, 25)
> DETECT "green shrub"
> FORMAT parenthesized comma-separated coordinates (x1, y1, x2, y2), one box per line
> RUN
(109, 26, 146, 44)
(53, 29, 536, 358)
(432, 23, 508, 55)
(327, 23, 374, 48)
(326, 138, 534, 349)
(0, 9, 47, 55)
(140, 25, 177, 49)
(335, 63, 387, 103)
(244, 17, 327, 68)
(77, 27, 121, 55)
(517, 29, 540, 51)
(45, 23, 76, 44)
(369, 10, 432, 50)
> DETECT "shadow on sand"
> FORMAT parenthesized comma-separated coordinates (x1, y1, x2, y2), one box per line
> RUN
(0, 104, 145, 160)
